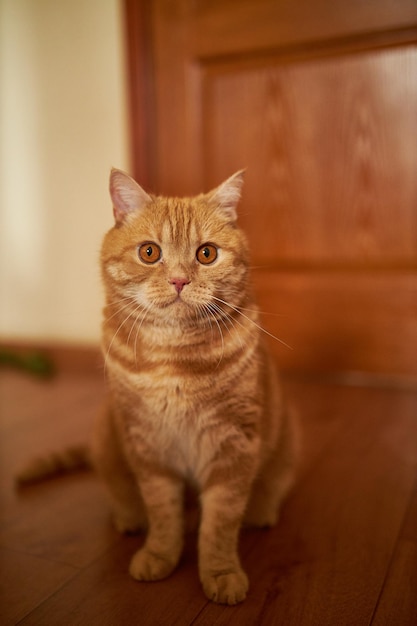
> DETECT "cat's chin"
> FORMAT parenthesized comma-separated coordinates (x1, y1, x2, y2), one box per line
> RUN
(151, 296, 193, 319)
(155, 298, 209, 327)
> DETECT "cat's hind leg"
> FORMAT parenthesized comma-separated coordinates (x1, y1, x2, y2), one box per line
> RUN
(244, 408, 298, 528)
(91, 403, 147, 533)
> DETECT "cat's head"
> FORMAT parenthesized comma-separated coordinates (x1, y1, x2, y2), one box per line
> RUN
(101, 169, 250, 324)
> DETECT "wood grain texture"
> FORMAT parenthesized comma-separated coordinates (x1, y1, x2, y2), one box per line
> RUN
(189, 0, 417, 58)
(123, 0, 156, 189)
(371, 468, 417, 625)
(1, 368, 417, 624)
(202, 46, 417, 265)
(252, 270, 417, 377)
(126, 0, 417, 377)
(0, 548, 76, 626)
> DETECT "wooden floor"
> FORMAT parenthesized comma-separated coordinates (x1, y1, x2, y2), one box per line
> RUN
(1, 363, 416, 625)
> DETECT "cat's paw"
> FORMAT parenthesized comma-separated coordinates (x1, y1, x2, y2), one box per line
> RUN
(201, 569, 249, 605)
(129, 547, 177, 581)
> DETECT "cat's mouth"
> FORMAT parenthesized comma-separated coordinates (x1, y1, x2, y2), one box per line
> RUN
(144, 286, 204, 316)
(158, 293, 190, 309)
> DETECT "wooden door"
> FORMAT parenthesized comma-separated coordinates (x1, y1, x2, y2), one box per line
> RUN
(125, 0, 417, 382)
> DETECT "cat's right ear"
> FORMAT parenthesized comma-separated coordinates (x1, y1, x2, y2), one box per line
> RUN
(109, 168, 152, 224)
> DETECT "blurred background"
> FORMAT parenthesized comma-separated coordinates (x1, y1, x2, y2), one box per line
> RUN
(0, 0, 129, 346)
(1, 0, 416, 382)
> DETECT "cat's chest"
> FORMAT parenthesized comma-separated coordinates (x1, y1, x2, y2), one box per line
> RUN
(120, 376, 217, 472)
(112, 363, 236, 477)
(110, 353, 225, 414)
(144, 376, 201, 423)
(123, 367, 209, 414)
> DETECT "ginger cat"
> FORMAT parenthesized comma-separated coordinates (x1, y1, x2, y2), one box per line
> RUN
(91, 168, 297, 605)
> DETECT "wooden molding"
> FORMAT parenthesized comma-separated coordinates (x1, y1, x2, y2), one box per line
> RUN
(123, 0, 156, 188)
(0, 341, 103, 376)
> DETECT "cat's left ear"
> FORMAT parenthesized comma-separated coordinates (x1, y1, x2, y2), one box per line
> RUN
(208, 170, 245, 222)
(109, 168, 152, 224)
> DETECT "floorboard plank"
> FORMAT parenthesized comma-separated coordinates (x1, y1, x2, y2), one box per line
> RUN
(0, 547, 77, 626)
(372, 474, 417, 626)
(192, 385, 417, 625)
(1, 368, 416, 624)
(17, 535, 208, 626)
(0, 476, 118, 568)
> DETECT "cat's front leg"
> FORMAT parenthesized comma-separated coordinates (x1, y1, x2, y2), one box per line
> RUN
(129, 472, 184, 582)
(199, 481, 250, 604)
(197, 423, 259, 609)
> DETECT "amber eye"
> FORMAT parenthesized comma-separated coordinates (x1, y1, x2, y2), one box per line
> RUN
(138, 242, 162, 264)
(196, 243, 218, 265)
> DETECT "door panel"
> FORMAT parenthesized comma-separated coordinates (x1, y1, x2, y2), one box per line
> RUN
(202, 47, 417, 266)
(253, 270, 417, 376)
(125, 0, 417, 379)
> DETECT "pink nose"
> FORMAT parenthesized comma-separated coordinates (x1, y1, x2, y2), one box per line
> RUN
(170, 277, 190, 294)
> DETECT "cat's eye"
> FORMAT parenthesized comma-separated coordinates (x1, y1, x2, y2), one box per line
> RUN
(196, 243, 218, 265)
(138, 242, 162, 264)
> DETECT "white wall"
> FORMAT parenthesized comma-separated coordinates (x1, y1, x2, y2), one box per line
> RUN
(0, 0, 129, 345)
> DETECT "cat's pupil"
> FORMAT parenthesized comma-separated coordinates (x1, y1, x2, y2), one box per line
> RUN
(146, 246, 153, 257)
(202, 248, 210, 258)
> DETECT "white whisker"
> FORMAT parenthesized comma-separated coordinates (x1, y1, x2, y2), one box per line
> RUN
(103, 298, 150, 375)
(207, 309, 225, 368)
(232, 305, 286, 318)
(105, 295, 138, 323)
(198, 302, 225, 367)
(196, 303, 214, 339)
(208, 301, 245, 352)
(133, 302, 153, 369)
(126, 302, 146, 348)
(212, 296, 292, 350)
(104, 308, 135, 374)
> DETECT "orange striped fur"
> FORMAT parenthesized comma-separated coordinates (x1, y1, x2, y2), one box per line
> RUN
(92, 169, 297, 605)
